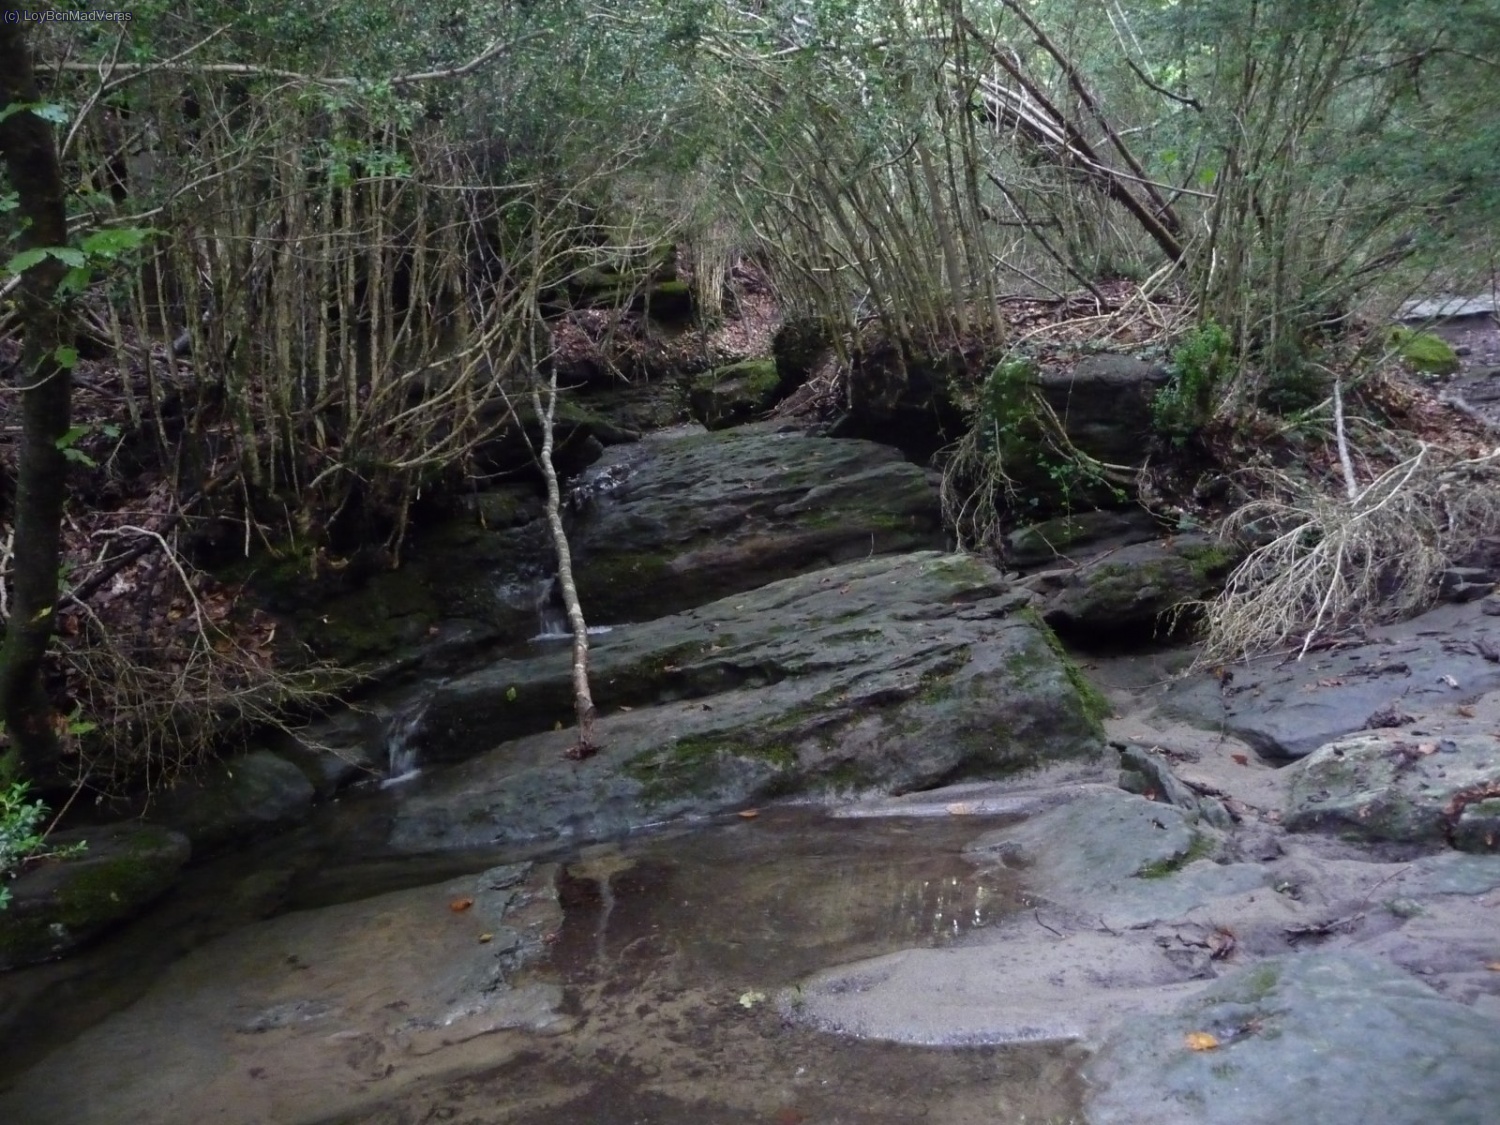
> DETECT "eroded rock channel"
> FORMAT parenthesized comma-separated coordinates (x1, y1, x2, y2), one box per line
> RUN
(4, 423, 1500, 1123)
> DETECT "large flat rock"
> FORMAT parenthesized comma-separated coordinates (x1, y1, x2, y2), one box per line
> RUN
(1159, 601, 1500, 759)
(566, 427, 944, 623)
(1286, 732, 1500, 848)
(1085, 952, 1500, 1125)
(0, 863, 564, 1125)
(391, 553, 1106, 851)
(0, 824, 190, 970)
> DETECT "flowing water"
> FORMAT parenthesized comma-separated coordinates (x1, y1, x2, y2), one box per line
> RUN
(0, 800, 1086, 1124)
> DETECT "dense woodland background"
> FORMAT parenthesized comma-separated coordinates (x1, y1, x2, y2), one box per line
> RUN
(1, 0, 1498, 847)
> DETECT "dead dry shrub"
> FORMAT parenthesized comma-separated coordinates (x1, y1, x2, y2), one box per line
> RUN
(1195, 441, 1500, 666)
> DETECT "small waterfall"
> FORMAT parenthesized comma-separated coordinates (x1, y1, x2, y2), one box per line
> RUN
(531, 574, 613, 641)
(533, 576, 571, 640)
(380, 698, 428, 787)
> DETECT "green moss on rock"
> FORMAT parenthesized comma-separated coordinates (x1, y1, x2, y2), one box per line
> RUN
(1390, 328, 1459, 375)
(1019, 607, 1112, 730)
(0, 824, 190, 970)
(625, 731, 796, 803)
(1136, 830, 1214, 879)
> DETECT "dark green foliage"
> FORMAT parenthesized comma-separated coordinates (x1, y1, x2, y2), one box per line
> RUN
(1152, 323, 1231, 444)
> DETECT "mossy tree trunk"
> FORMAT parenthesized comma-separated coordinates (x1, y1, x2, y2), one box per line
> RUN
(0, 10, 74, 782)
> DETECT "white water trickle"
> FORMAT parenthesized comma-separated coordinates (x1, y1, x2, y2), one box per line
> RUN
(533, 576, 571, 640)
(530, 574, 613, 642)
(380, 700, 428, 787)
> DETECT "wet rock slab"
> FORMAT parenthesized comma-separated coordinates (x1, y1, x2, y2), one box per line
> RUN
(1085, 952, 1500, 1125)
(0, 824, 190, 971)
(1286, 732, 1500, 848)
(1158, 600, 1500, 759)
(142, 748, 316, 852)
(567, 426, 944, 623)
(392, 552, 1106, 851)
(968, 790, 1269, 928)
(1033, 534, 1239, 639)
(0, 862, 564, 1125)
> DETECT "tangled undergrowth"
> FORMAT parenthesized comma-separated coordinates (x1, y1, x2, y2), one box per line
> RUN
(1191, 364, 1500, 667)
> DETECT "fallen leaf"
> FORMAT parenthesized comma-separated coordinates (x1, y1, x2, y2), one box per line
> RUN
(1442, 674, 1460, 689)
(1231, 753, 1250, 766)
(946, 801, 977, 815)
(1486, 962, 1500, 972)
(1185, 1031, 1220, 1051)
(774, 1109, 806, 1125)
(449, 897, 474, 913)
(1457, 705, 1476, 718)
(478, 932, 493, 944)
(1208, 928, 1237, 960)
(738, 990, 767, 1009)
(1315, 677, 1345, 688)
(737, 808, 760, 819)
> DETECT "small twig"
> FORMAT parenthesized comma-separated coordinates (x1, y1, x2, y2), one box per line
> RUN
(1034, 908, 1064, 938)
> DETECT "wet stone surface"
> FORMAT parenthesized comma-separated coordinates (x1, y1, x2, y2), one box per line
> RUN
(0, 809, 1087, 1125)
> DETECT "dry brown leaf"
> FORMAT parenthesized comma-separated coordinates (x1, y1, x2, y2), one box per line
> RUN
(737, 808, 760, 819)
(449, 897, 474, 913)
(1185, 1031, 1220, 1051)
(946, 802, 977, 815)
(1457, 705, 1476, 718)
(1486, 962, 1500, 972)
(1231, 753, 1250, 766)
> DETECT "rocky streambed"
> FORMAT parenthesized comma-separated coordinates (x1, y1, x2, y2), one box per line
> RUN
(4, 421, 1500, 1123)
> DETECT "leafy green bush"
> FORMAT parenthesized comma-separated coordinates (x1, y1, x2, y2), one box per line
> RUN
(1152, 322, 1233, 445)
(0, 781, 49, 910)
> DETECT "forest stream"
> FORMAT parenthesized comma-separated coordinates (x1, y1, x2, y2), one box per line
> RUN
(0, 793, 1086, 1124)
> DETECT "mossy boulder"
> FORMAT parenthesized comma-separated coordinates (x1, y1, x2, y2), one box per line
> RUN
(1005, 509, 1165, 569)
(1087, 953, 1500, 1125)
(584, 380, 689, 432)
(1036, 354, 1171, 467)
(1038, 534, 1240, 641)
(567, 428, 945, 624)
(563, 257, 693, 324)
(835, 333, 987, 461)
(392, 551, 1107, 850)
(142, 749, 316, 853)
(771, 316, 832, 387)
(0, 823, 190, 969)
(688, 359, 786, 430)
(1286, 733, 1500, 848)
(1390, 328, 1460, 376)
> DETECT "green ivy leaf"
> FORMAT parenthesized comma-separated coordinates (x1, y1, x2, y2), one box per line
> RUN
(80, 227, 154, 258)
(58, 266, 92, 295)
(53, 345, 78, 369)
(4, 246, 87, 277)
(55, 425, 88, 449)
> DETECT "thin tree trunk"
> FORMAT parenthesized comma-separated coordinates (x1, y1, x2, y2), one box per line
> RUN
(0, 11, 74, 782)
(533, 372, 597, 756)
